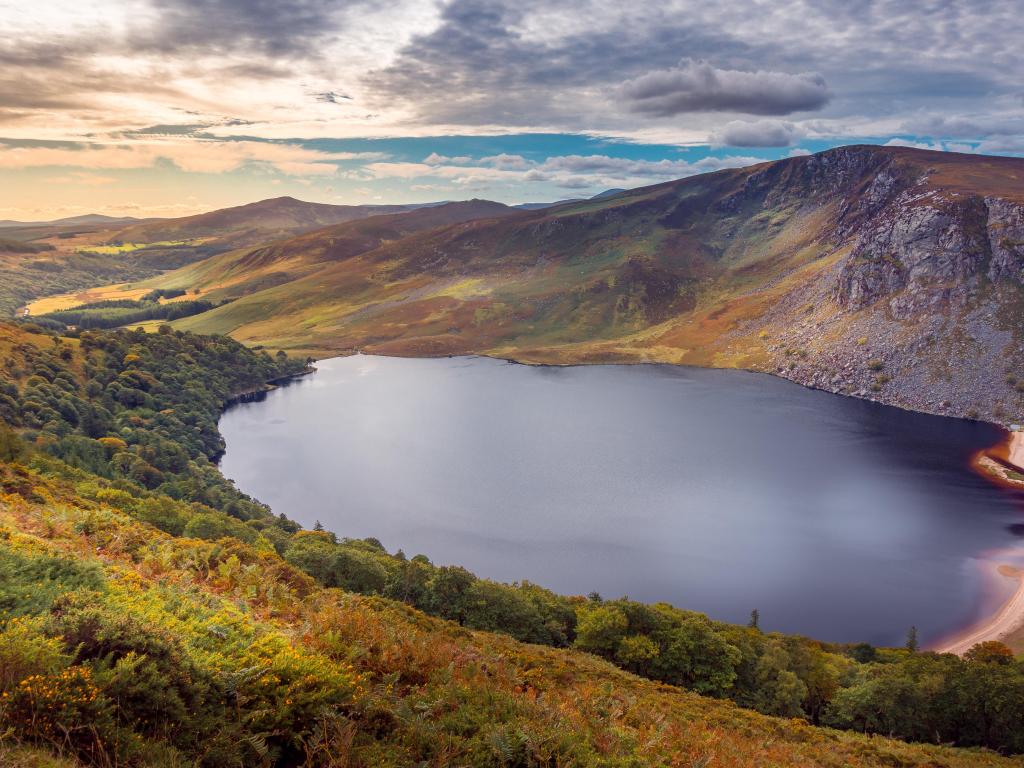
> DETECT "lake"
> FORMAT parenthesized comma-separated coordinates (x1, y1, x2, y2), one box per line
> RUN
(219, 355, 1024, 646)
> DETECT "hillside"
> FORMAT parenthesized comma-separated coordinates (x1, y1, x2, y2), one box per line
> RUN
(132, 146, 1022, 424)
(10, 197, 489, 319)
(136, 199, 517, 302)
(108, 196, 432, 253)
(2, 319, 1023, 766)
(4, 461, 1020, 768)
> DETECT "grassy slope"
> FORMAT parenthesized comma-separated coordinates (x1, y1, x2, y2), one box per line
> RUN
(8, 197, 468, 318)
(1, 462, 1018, 768)
(109, 196, 431, 253)
(161, 159, 831, 362)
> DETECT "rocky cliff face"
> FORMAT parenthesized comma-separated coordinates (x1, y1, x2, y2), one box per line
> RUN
(750, 147, 1024, 425)
(832, 171, 1024, 321)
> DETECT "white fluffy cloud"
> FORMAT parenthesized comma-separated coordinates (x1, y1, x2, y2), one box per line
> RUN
(363, 152, 764, 192)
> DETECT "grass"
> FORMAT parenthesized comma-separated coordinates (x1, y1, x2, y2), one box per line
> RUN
(77, 240, 191, 256)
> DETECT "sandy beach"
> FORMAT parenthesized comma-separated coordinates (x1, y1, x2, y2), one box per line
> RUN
(938, 430, 1024, 655)
(1009, 431, 1024, 472)
(935, 563, 1024, 654)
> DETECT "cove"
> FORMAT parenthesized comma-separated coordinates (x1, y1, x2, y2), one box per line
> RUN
(219, 355, 1024, 647)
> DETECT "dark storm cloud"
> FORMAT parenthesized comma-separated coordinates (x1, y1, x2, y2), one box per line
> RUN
(711, 120, 804, 147)
(366, 0, 760, 126)
(361, 0, 1024, 137)
(131, 0, 371, 57)
(622, 61, 830, 117)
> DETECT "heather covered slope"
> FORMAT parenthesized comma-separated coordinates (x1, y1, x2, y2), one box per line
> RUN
(108, 195, 431, 253)
(3, 463, 1020, 768)
(137, 199, 517, 303)
(153, 146, 1024, 423)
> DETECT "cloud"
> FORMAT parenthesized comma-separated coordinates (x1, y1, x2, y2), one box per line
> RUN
(883, 138, 944, 151)
(710, 120, 804, 147)
(622, 60, 830, 117)
(362, 152, 765, 193)
(424, 152, 472, 165)
(0, 137, 364, 176)
(44, 172, 118, 186)
(314, 91, 353, 104)
(479, 153, 532, 170)
(130, 0, 367, 58)
(977, 136, 1024, 153)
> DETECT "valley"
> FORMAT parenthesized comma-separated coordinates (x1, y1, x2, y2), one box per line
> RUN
(20, 145, 1023, 429)
(4, 145, 1024, 767)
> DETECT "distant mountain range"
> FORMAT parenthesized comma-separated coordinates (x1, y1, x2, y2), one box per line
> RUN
(513, 188, 629, 210)
(0, 213, 146, 228)
(107, 196, 441, 252)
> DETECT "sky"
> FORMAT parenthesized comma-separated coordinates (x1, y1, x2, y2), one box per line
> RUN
(1, 0, 1023, 219)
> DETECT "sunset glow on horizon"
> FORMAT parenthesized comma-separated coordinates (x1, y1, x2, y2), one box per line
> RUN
(2, 0, 1022, 219)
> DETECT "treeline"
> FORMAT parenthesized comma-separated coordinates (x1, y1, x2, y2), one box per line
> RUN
(0, 237, 55, 254)
(1, 321, 1023, 756)
(39, 295, 216, 329)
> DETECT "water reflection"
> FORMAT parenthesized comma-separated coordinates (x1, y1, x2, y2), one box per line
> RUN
(220, 355, 1023, 646)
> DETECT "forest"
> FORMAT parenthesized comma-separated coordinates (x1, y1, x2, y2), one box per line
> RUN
(37, 294, 217, 331)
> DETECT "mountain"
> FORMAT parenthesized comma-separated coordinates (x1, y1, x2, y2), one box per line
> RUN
(108, 195, 431, 252)
(0, 213, 145, 228)
(514, 197, 583, 210)
(513, 189, 629, 210)
(139, 199, 518, 301)
(59, 145, 1024, 423)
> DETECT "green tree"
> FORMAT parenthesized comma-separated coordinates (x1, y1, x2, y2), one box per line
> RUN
(0, 420, 25, 462)
(574, 605, 629, 656)
(648, 619, 741, 696)
(905, 625, 919, 653)
(753, 642, 807, 717)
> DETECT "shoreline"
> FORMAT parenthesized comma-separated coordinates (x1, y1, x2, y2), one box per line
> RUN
(933, 560, 1024, 655)
(256, 351, 1024, 655)
(934, 431, 1024, 654)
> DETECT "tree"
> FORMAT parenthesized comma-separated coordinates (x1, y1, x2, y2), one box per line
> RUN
(849, 643, 876, 663)
(905, 625, 918, 653)
(615, 635, 660, 675)
(964, 640, 1014, 665)
(753, 642, 807, 717)
(424, 566, 476, 625)
(648, 619, 741, 696)
(574, 605, 629, 656)
(0, 421, 25, 462)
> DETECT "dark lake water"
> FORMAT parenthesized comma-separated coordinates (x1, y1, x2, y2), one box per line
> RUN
(219, 355, 1024, 646)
